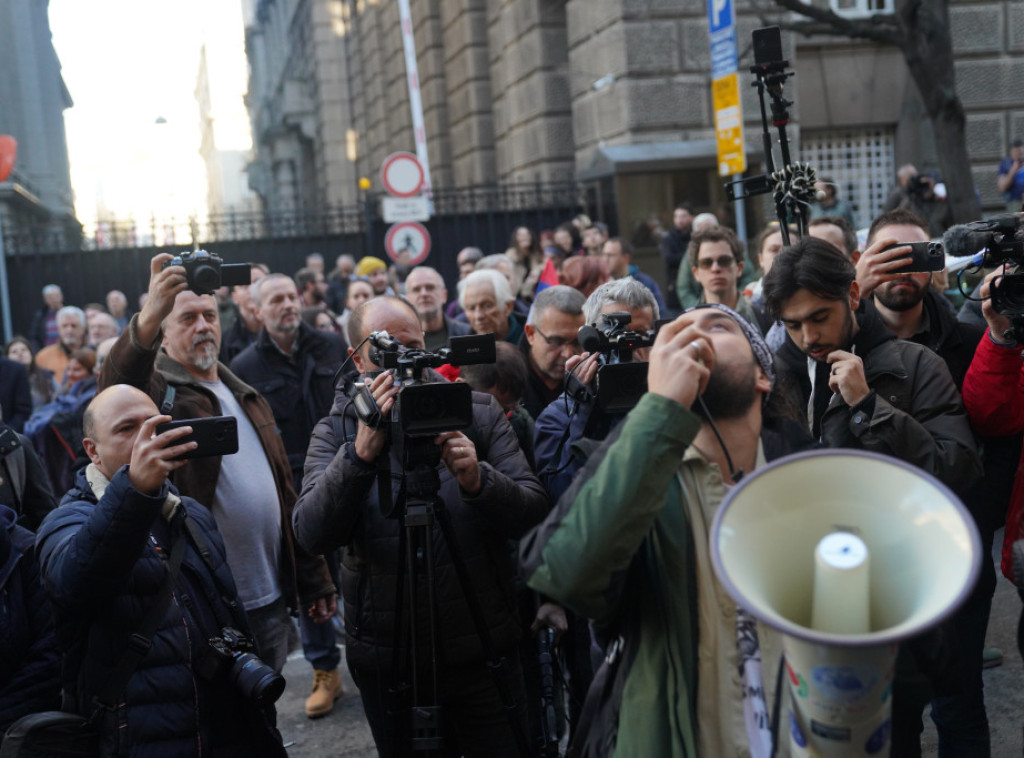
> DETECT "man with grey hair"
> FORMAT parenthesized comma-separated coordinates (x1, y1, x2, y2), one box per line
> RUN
(537, 278, 660, 500)
(476, 253, 529, 320)
(326, 253, 356, 313)
(36, 305, 86, 381)
(230, 271, 348, 718)
(30, 283, 64, 350)
(405, 266, 472, 351)
(458, 268, 524, 344)
(87, 311, 121, 348)
(100, 254, 336, 675)
(521, 285, 586, 419)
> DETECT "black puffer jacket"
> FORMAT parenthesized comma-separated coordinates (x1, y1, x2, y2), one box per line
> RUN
(230, 322, 349, 491)
(0, 503, 59, 731)
(293, 371, 550, 671)
(36, 467, 285, 757)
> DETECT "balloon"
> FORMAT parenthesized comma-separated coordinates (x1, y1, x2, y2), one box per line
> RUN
(0, 136, 16, 183)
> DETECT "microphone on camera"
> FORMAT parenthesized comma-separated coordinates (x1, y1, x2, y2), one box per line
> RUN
(942, 213, 1024, 270)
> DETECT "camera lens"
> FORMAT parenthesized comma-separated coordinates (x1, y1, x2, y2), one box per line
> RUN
(230, 652, 286, 706)
(191, 264, 220, 294)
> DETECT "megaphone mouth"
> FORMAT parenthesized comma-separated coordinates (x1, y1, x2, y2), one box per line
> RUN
(710, 449, 981, 648)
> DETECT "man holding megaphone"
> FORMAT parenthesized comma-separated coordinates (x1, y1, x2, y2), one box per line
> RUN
(520, 303, 813, 756)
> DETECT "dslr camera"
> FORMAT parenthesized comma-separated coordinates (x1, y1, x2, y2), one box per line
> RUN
(161, 249, 251, 295)
(198, 627, 285, 707)
(574, 312, 657, 413)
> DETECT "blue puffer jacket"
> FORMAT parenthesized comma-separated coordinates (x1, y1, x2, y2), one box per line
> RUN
(36, 467, 285, 758)
(0, 503, 60, 731)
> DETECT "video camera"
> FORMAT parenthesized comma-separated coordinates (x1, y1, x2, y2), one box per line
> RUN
(353, 332, 496, 484)
(574, 312, 657, 413)
(942, 214, 1024, 341)
(161, 249, 251, 295)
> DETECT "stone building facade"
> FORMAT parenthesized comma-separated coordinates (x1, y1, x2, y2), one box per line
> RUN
(0, 0, 77, 246)
(242, 0, 1024, 241)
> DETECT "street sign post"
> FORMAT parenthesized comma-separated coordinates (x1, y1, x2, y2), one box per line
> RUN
(707, 0, 747, 241)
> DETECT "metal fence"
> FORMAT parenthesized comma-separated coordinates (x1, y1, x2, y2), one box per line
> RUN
(0, 181, 608, 338)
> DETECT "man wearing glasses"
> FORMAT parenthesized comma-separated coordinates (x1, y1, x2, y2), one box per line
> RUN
(689, 226, 768, 334)
(520, 285, 586, 419)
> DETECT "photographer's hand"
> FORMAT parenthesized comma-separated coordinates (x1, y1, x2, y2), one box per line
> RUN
(530, 602, 568, 642)
(128, 414, 196, 495)
(137, 253, 190, 349)
(980, 265, 1017, 345)
(647, 314, 712, 409)
(826, 350, 870, 406)
(353, 371, 400, 463)
(565, 352, 599, 388)
(436, 431, 481, 496)
(856, 236, 912, 299)
(308, 593, 337, 623)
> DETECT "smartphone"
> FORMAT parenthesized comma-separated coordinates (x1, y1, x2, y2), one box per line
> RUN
(154, 416, 239, 460)
(883, 240, 945, 274)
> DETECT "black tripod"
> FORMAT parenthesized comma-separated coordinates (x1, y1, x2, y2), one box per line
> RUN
(386, 438, 530, 757)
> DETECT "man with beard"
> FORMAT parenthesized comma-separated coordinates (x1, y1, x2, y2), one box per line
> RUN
(520, 285, 585, 419)
(295, 266, 328, 309)
(230, 273, 349, 717)
(762, 237, 982, 756)
(100, 254, 336, 674)
(521, 304, 811, 756)
(405, 266, 472, 352)
(858, 209, 1006, 756)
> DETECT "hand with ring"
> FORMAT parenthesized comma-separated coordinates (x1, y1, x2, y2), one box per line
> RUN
(435, 431, 481, 496)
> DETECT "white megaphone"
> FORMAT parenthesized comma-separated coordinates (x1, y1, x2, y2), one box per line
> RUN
(710, 450, 980, 757)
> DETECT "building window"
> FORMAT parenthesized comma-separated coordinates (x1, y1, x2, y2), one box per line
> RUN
(829, 0, 894, 18)
(801, 128, 895, 230)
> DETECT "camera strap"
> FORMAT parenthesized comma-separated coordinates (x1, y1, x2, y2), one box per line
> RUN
(160, 386, 176, 415)
(91, 514, 187, 715)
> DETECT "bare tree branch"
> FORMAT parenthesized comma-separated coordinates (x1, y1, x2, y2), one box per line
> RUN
(764, 0, 904, 46)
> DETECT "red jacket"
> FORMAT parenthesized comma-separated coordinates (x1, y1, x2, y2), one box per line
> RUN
(962, 330, 1024, 579)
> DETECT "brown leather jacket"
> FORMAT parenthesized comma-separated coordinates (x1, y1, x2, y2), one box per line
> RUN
(98, 314, 334, 610)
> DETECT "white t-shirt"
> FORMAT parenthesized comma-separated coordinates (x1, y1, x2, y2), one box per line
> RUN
(201, 379, 282, 610)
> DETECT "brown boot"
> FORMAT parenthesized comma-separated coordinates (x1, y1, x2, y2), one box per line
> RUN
(305, 668, 343, 718)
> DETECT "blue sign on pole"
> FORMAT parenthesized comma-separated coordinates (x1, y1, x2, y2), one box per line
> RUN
(707, 0, 738, 80)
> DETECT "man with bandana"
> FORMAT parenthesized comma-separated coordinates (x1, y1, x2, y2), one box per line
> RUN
(520, 304, 810, 756)
(99, 254, 335, 674)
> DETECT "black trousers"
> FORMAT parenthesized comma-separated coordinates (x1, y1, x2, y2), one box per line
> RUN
(349, 652, 530, 758)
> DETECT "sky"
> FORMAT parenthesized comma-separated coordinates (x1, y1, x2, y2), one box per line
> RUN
(47, 0, 252, 231)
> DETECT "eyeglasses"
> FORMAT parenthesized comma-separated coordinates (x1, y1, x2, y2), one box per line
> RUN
(696, 255, 736, 270)
(532, 325, 581, 350)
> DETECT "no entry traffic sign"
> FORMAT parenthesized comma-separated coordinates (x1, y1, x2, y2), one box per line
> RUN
(384, 221, 431, 265)
(381, 152, 425, 198)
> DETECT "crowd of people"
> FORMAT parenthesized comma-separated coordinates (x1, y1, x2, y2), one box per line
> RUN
(1, 191, 1022, 758)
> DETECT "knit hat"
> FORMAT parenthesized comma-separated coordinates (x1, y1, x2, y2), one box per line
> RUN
(356, 256, 387, 278)
(687, 303, 776, 389)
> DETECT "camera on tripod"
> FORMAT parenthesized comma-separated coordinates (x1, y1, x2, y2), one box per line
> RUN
(161, 249, 251, 295)
(576, 312, 656, 413)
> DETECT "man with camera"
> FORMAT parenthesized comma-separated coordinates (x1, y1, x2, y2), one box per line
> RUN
(293, 295, 549, 757)
(521, 304, 806, 755)
(229, 272, 348, 719)
(35, 384, 287, 756)
(99, 253, 335, 673)
(520, 285, 586, 420)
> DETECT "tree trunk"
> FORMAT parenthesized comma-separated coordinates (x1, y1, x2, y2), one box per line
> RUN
(898, 0, 981, 223)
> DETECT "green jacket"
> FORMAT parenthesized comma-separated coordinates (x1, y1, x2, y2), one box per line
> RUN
(521, 393, 783, 757)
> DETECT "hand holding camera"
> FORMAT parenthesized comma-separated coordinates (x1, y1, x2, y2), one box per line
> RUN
(980, 265, 1017, 345)
(353, 370, 401, 463)
(435, 430, 481, 496)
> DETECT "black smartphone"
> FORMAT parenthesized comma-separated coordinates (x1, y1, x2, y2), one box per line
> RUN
(883, 240, 946, 274)
(154, 416, 239, 460)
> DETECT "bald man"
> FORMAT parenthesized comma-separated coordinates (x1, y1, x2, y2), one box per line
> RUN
(36, 384, 287, 756)
(294, 296, 549, 758)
